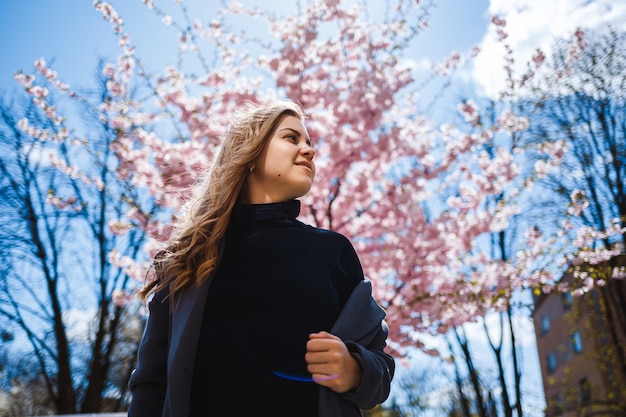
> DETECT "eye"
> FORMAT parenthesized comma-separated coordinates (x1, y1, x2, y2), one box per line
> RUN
(285, 134, 298, 142)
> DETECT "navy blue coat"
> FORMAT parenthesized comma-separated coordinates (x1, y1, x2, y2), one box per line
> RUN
(128, 202, 394, 416)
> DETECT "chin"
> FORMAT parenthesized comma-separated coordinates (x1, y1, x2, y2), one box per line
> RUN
(291, 187, 312, 200)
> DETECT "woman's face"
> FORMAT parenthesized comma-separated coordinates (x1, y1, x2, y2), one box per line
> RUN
(244, 115, 316, 204)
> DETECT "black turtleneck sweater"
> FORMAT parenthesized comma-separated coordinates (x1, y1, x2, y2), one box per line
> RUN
(189, 200, 364, 416)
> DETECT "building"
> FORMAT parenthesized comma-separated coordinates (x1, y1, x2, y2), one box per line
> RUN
(532, 256, 626, 416)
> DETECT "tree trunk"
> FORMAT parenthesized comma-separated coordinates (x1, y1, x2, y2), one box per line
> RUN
(448, 337, 472, 417)
(454, 326, 488, 417)
(27, 191, 77, 413)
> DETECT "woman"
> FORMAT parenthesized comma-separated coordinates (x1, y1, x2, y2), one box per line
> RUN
(128, 99, 394, 417)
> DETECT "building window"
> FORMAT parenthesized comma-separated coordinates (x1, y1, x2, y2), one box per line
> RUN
(541, 314, 550, 335)
(551, 392, 564, 415)
(571, 331, 583, 353)
(562, 291, 573, 310)
(547, 352, 557, 373)
(579, 377, 591, 404)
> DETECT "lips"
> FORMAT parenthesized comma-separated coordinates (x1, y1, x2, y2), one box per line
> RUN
(296, 160, 313, 171)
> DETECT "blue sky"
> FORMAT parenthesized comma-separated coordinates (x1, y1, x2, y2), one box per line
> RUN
(0, 0, 490, 93)
(3, 0, 624, 111)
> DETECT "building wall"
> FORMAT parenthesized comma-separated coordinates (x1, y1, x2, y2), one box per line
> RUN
(532, 262, 626, 417)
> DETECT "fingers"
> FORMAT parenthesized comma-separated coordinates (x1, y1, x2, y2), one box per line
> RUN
(306, 331, 342, 352)
(304, 332, 362, 393)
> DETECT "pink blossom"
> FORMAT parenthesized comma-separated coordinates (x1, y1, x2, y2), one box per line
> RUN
(496, 110, 529, 132)
(17, 118, 29, 132)
(490, 16, 506, 27)
(29, 85, 48, 99)
(106, 80, 125, 97)
(574, 28, 585, 42)
(568, 189, 589, 216)
(534, 160, 551, 178)
(103, 64, 116, 79)
(14, 72, 35, 88)
(117, 55, 134, 74)
(228, 1, 248, 14)
(45, 194, 80, 211)
(532, 49, 545, 68)
(34, 58, 47, 70)
(110, 115, 131, 130)
(94, 1, 124, 34)
(112, 289, 136, 307)
(431, 51, 462, 76)
(612, 267, 626, 279)
(457, 100, 480, 126)
(109, 220, 133, 235)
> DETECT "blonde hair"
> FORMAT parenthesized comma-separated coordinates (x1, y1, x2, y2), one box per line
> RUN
(140, 99, 306, 303)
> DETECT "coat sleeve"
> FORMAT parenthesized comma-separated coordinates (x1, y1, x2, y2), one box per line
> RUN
(340, 321, 395, 410)
(326, 276, 396, 412)
(128, 288, 170, 417)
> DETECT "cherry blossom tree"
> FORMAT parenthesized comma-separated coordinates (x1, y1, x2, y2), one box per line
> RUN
(88, 5, 564, 416)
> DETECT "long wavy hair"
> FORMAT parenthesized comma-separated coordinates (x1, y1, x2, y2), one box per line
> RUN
(139, 99, 306, 303)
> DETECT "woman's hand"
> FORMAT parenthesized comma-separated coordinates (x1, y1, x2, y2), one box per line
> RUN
(305, 331, 362, 393)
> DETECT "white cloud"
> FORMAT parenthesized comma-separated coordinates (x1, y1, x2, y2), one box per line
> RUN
(64, 308, 97, 342)
(471, 0, 626, 98)
(401, 56, 433, 73)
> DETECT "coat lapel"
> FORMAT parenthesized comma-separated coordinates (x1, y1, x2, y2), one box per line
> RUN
(166, 241, 225, 417)
(166, 278, 212, 415)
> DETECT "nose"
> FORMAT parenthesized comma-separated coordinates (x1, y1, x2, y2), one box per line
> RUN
(300, 142, 315, 159)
